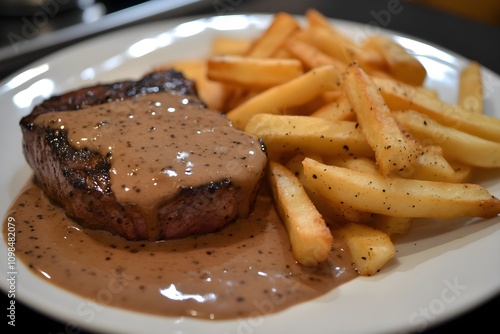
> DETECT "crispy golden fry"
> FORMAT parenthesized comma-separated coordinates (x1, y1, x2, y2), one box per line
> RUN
(246, 12, 301, 58)
(336, 222, 395, 276)
(364, 215, 412, 237)
(321, 90, 345, 102)
(283, 94, 340, 116)
(362, 35, 427, 86)
(353, 129, 462, 183)
(374, 77, 500, 142)
(299, 27, 345, 63)
(344, 64, 416, 177)
(273, 47, 293, 58)
(268, 161, 333, 266)
(410, 145, 467, 183)
(326, 155, 378, 173)
(326, 156, 413, 236)
(304, 9, 384, 70)
(329, 157, 413, 235)
(286, 154, 374, 224)
(207, 55, 304, 88)
(302, 157, 500, 219)
(284, 34, 346, 72)
(154, 59, 227, 111)
(458, 61, 483, 114)
(211, 36, 252, 56)
(393, 109, 500, 168)
(413, 85, 440, 99)
(448, 161, 474, 183)
(221, 12, 301, 111)
(227, 65, 341, 129)
(245, 114, 373, 158)
(310, 93, 356, 122)
(305, 8, 335, 30)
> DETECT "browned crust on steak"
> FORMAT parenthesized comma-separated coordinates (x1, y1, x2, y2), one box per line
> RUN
(20, 70, 265, 241)
(21, 70, 201, 126)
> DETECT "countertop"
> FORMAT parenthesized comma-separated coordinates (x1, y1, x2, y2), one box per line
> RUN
(1, 0, 499, 333)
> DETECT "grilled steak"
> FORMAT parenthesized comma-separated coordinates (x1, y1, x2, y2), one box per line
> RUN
(20, 70, 267, 241)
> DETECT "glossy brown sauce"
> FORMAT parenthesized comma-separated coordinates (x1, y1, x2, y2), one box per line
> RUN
(33, 92, 267, 240)
(3, 91, 358, 320)
(5, 183, 357, 320)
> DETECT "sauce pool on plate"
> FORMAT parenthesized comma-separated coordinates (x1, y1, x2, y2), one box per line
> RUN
(3, 182, 357, 320)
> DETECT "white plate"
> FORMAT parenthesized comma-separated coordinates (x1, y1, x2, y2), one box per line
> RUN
(1, 14, 499, 334)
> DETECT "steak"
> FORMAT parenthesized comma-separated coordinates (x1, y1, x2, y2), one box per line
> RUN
(20, 70, 267, 241)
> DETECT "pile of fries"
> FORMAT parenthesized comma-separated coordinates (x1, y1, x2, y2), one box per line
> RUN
(157, 9, 500, 275)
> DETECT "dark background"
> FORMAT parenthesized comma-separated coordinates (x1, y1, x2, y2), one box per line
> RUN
(2, 0, 499, 333)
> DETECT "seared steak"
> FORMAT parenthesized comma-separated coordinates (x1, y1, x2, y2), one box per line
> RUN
(20, 70, 267, 241)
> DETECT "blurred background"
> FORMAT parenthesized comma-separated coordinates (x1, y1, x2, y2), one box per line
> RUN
(411, 0, 500, 25)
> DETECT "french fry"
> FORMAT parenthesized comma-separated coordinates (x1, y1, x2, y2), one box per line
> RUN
(268, 161, 333, 266)
(364, 215, 412, 238)
(326, 156, 413, 236)
(410, 144, 466, 183)
(326, 155, 379, 173)
(448, 161, 474, 183)
(310, 93, 356, 122)
(458, 61, 483, 114)
(286, 154, 374, 224)
(343, 63, 416, 177)
(345, 118, 460, 183)
(321, 90, 345, 102)
(362, 35, 427, 86)
(246, 12, 301, 58)
(374, 76, 500, 142)
(284, 35, 346, 72)
(305, 8, 336, 30)
(283, 94, 338, 116)
(335, 222, 395, 276)
(300, 26, 354, 64)
(154, 59, 227, 111)
(207, 55, 304, 88)
(413, 85, 440, 99)
(393, 109, 500, 168)
(304, 9, 384, 70)
(211, 36, 252, 56)
(222, 12, 301, 111)
(227, 65, 341, 129)
(245, 114, 373, 159)
(302, 157, 500, 219)
(273, 47, 293, 58)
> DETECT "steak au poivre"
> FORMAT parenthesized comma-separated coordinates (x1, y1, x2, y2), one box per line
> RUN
(20, 70, 268, 241)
